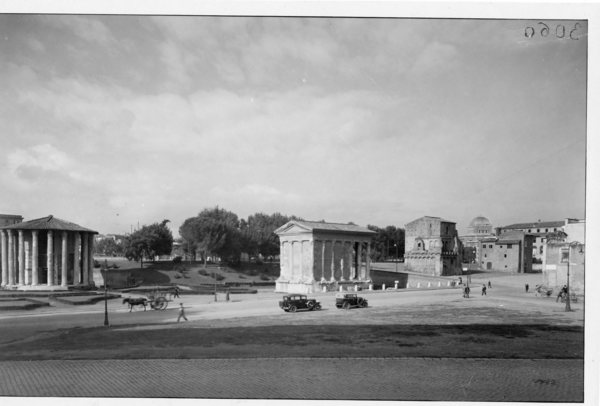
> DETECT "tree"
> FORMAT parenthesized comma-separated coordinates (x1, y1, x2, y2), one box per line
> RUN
(124, 219, 174, 268)
(241, 212, 302, 259)
(179, 207, 242, 268)
(367, 224, 405, 262)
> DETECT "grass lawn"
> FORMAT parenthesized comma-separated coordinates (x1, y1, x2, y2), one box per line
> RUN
(0, 323, 583, 361)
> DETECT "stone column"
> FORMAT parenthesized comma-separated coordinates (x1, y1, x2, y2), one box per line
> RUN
(7, 231, 15, 285)
(1, 231, 7, 286)
(47, 230, 54, 286)
(366, 243, 371, 280)
(24, 241, 30, 285)
(330, 240, 336, 282)
(347, 241, 354, 280)
(31, 231, 39, 286)
(321, 239, 326, 281)
(61, 231, 68, 287)
(18, 230, 25, 286)
(87, 234, 94, 284)
(74, 233, 81, 285)
(82, 234, 89, 286)
(357, 242, 363, 280)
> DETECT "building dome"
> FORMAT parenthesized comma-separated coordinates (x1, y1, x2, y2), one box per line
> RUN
(469, 216, 491, 228)
(468, 216, 493, 235)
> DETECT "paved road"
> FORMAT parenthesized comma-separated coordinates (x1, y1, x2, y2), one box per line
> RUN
(0, 357, 583, 401)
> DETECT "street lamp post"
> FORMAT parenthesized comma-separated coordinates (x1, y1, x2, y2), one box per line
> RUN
(394, 243, 398, 273)
(103, 259, 109, 326)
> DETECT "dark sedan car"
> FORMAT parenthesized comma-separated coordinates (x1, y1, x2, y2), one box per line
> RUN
(279, 294, 321, 312)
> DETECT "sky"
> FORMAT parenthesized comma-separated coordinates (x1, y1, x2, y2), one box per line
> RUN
(0, 13, 589, 236)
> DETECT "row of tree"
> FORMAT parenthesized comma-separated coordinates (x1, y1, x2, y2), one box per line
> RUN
(112, 206, 406, 268)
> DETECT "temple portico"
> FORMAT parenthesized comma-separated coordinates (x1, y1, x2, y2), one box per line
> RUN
(0, 215, 97, 290)
(275, 220, 375, 294)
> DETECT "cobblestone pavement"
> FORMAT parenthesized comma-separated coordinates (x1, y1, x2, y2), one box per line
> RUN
(0, 357, 583, 401)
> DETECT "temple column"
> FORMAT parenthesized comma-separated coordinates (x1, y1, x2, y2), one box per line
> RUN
(18, 230, 25, 286)
(47, 230, 54, 286)
(357, 242, 363, 280)
(24, 241, 30, 285)
(74, 233, 81, 285)
(1, 231, 7, 286)
(321, 239, 326, 281)
(87, 234, 94, 284)
(347, 241, 354, 280)
(82, 234, 89, 286)
(7, 231, 15, 285)
(330, 239, 336, 282)
(31, 231, 39, 285)
(366, 243, 371, 280)
(61, 231, 68, 287)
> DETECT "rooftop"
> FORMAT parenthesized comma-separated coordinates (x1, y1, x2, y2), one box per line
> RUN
(0, 215, 98, 233)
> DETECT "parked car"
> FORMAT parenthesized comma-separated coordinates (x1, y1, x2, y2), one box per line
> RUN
(335, 293, 368, 309)
(279, 294, 321, 312)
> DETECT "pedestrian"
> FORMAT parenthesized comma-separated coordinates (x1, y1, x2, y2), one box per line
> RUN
(482, 284, 487, 296)
(525, 283, 529, 293)
(177, 302, 188, 322)
(464, 285, 470, 298)
(225, 289, 230, 302)
(488, 280, 492, 289)
(173, 286, 180, 298)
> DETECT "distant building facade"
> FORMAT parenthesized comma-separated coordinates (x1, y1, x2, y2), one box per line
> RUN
(542, 219, 585, 293)
(404, 216, 463, 276)
(460, 215, 495, 264)
(0, 214, 23, 228)
(274, 220, 375, 293)
(0, 215, 97, 290)
(496, 219, 579, 262)
(479, 231, 534, 273)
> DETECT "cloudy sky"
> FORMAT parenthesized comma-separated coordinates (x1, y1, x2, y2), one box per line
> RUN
(0, 14, 588, 236)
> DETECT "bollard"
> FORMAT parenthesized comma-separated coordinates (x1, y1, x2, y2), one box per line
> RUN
(438, 281, 441, 287)
(354, 284, 359, 292)
(447, 281, 451, 287)
(323, 285, 327, 293)
(427, 282, 431, 288)
(339, 286, 343, 292)
(382, 284, 386, 290)
(394, 280, 399, 289)
(369, 284, 373, 291)
(417, 282, 421, 288)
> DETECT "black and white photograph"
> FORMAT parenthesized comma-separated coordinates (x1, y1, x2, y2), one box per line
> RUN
(0, 1, 597, 404)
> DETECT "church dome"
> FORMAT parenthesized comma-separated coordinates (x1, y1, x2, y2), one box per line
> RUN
(468, 216, 493, 235)
(469, 216, 492, 228)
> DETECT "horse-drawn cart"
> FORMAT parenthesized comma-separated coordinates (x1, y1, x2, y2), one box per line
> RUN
(123, 286, 176, 312)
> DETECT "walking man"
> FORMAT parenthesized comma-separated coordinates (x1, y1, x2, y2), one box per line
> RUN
(482, 284, 487, 296)
(177, 302, 188, 322)
(173, 286, 180, 298)
(525, 283, 529, 293)
(488, 280, 492, 289)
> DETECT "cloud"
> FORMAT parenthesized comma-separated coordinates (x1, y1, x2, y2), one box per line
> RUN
(410, 41, 459, 75)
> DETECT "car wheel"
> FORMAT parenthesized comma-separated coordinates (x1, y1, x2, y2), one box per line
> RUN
(315, 304, 322, 310)
(307, 300, 315, 309)
(289, 305, 297, 313)
(343, 302, 351, 310)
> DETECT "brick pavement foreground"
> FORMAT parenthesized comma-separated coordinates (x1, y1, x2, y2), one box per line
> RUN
(0, 358, 583, 401)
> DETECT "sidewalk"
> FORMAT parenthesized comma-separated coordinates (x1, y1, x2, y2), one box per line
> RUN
(0, 357, 583, 401)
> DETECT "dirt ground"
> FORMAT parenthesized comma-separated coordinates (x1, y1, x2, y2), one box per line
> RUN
(0, 272, 585, 362)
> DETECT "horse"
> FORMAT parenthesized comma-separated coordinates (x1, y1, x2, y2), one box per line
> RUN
(123, 297, 148, 312)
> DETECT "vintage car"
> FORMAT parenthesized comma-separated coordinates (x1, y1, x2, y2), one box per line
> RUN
(335, 293, 368, 309)
(279, 294, 322, 312)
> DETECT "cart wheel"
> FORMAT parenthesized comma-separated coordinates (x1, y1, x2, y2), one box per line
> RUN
(154, 297, 167, 310)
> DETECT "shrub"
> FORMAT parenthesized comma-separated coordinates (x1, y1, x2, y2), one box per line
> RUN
(93, 260, 101, 268)
(238, 274, 246, 279)
(198, 269, 209, 276)
(174, 273, 182, 279)
(173, 256, 182, 264)
(259, 274, 270, 281)
(214, 273, 226, 281)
